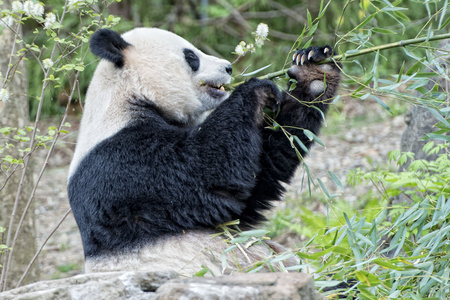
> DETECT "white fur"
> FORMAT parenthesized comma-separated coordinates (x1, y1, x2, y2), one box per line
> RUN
(69, 28, 231, 178)
(69, 28, 300, 277)
(84, 231, 297, 276)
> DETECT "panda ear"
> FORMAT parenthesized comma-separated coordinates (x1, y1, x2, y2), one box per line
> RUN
(90, 29, 130, 68)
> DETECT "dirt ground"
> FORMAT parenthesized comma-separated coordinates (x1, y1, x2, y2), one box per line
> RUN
(33, 100, 407, 281)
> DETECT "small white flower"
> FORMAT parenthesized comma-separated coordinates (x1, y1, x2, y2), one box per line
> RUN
(1, 16, 15, 27)
(255, 37, 264, 47)
(246, 43, 255, 53)
(68, 0, 84, 9)
(254, 23, 269, 47)
(42, 58, 53, 69)
(234, 41, 246, 56)
(255, 23, 269, 39)
(12, 1, 23, 12)
(44, 12, 56, 29)
(23, 1, 44, 17)
(23, 1, 33, 16)
(0, 89, 10, 102)
(32, 3, 44, 18)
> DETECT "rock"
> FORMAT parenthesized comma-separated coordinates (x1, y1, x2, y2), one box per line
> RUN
(393, 40, 450, 207)
(155, 272, 323, 300)
(399, 39, 450, 171)
(0, 271, 323, 300)
(0, 271, 178, 300)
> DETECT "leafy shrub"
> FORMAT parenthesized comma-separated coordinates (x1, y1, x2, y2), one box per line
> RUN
(266, 143, 450, 299)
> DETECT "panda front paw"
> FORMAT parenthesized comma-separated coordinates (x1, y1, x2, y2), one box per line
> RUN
(292, 45, 333, 66)
(253, 80, 281, 113)
(240, 78, 281, 124)
(287, 46, 340, 98)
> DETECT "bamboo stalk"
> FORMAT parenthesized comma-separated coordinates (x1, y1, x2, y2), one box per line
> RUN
(255, 32, 450, 81)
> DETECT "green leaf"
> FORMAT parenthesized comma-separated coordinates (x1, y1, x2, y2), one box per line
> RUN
(194, 266, 211, 277)
(332, 95, 340, 104)
(267, 252, 294, 263)
(425, 106, 449, 127)
(306, 23, 318, 37)
(317, 0, 331, 19)
(370, 95, 393, 115)
(242, 64, 272, 77)
(293, 136, 308, 155)
(229, 236, 249, 244)
(239, 229, 268, 237)
(306, 9, 312, 28)
(74, 65, 85, 72)
(224, 245, 237, 253)
(352, 76, 373, 96)
(372, 51, 380, 88)
(405, 60, 423, 76)
(355, 14, 375, 31)
(438, 0, 448, 29)
(355, 270, 381, 286)
(439, 16, 450, 30)
(317, 178, 331, 198)
(328, 171, 343, 192)
(372, 28, 396, 35)
(303, 129, 325, 147)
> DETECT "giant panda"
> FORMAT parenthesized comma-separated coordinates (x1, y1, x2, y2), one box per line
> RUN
(68, 27, 341, 276)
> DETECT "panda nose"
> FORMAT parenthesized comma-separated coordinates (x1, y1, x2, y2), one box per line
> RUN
(225, 65, 232, 75)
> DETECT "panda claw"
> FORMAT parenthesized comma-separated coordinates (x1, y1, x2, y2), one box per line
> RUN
(295, 55, 301, 65)
(300, 54, 307, 65)
(292, 53, 298, 62)
(307, 51, 314, 60)
(324, 47, 330, 54)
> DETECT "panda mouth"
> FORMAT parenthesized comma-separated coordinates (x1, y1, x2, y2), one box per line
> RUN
(202, 83, 228, 98)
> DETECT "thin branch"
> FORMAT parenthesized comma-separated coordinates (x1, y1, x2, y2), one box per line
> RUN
(16, 209, 72, 288)
(7, 71, 81, 289)
(238, 32, 450, 84)
(0, 1, 70, 290)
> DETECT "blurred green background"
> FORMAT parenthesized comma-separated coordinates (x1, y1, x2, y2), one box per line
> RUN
(25, 0, 438, 119)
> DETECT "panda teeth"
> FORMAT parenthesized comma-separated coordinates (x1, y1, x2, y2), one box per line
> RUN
(219, 86, 225, 92)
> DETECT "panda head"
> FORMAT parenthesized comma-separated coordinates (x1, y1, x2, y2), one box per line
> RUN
(69, 28, 232, 178)
(89, 27, 232, 124)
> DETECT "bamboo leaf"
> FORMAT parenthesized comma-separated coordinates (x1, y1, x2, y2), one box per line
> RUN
(372, 28, 396, 35)
(239, 229, 268, 237)
(293, 136, 310, 154)
(303, 129, 325, 147)
(306, 23, 318, 37)
(328, 171, 343, 192)
(372, 258, 404, 271)
(317, 178, 331, 198)
(438, 0, 448, 29)
(242, 64, 272, 77)
(355, 270, 381, 286)
(371, 95, 393, 115)
(355, 14, 376, 31)
(424, 133, 450, 142)
(307, 9, 312, 28)
(425, 106, 450, 127)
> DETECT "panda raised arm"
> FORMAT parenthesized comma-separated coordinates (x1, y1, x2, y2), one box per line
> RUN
(68, 28, 340, 275)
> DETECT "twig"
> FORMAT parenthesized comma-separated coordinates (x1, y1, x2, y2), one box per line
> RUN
(16, 209, 72, 288)
(0, 1, 70, 290)
(242, 32, 450, 83)
(7, 69, 81, 289)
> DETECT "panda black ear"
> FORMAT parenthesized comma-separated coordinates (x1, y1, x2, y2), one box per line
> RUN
(90, 29, 130, 68)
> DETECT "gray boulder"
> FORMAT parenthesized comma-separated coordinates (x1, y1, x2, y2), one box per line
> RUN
(0, 271, 323, 300)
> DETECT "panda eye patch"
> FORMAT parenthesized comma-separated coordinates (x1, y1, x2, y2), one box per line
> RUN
(183, 49, 200, 72)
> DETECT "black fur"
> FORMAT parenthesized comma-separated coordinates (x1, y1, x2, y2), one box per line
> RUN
(68, 45, 340, 257)
(183, 49, 200, 72)
(90, 29, 130, 68)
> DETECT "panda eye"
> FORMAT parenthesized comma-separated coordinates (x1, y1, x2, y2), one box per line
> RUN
(183, 49, 200, 72)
